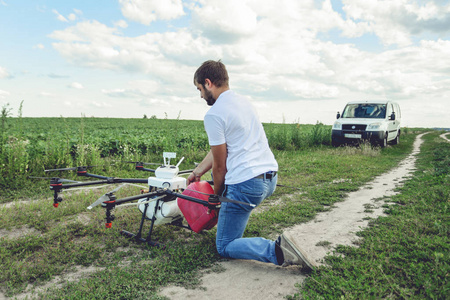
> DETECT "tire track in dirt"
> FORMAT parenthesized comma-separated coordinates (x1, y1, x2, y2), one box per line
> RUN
(158, 133, 427, 300)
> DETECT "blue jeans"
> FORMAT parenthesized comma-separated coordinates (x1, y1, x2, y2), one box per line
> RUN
(216, 173, 278, 265)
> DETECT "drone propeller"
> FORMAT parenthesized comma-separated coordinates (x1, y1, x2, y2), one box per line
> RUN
(87, 184, 126, 210)
(44, 165, 97, 172)
(124, 161, 161, 166)
(28, 176, 81, 183)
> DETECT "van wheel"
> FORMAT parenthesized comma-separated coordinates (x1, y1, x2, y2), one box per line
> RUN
(392, 133, 400, 145)
(380, 135, 388, 148)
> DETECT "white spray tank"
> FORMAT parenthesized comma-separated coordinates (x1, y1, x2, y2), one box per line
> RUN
(138, 152, 186, 225)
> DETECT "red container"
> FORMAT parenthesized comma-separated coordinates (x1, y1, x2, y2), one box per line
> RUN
(177, 181, 218, 233)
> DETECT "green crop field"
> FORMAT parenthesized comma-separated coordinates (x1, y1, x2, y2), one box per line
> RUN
(0, 114, 330, 199)
(0, 111, 448, 299)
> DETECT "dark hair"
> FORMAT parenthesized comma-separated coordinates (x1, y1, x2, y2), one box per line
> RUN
(194, 60, 229, 88)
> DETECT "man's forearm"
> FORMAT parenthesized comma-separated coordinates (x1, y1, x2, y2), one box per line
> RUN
(210, 144, 227, 195)
(187, 151, 213, 185)
(194, 150, 213, 176)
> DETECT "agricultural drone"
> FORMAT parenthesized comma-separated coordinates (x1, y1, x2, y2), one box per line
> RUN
(31, 152, 253, 248)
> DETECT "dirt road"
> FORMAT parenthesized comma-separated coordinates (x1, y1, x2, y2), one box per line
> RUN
(159, 133, 427, 300)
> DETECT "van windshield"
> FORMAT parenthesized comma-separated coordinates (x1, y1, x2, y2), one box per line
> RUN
(342, 104, 386, 119)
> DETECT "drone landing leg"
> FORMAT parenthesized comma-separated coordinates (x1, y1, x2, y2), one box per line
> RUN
(144, 198, 164, 248)
(136, 202, 149, 240)
(119, 199, 164, 248)
(120, 201, 148, 241)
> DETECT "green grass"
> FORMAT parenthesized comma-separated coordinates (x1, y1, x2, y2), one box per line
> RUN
(300, 131, 449, 299)
(1, 119, 445, 299)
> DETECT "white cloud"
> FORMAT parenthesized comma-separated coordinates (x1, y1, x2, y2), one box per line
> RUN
(68, 13, 77, 21)
(102, 88, 143, 98)
(52, 9, 68, 22)
(52, 8, 83, 23)
(119, 0, 185, 25)
(69, 82, 84, 89)
(40, 92, 56, 98)
(0, 89, 10, 99)
(49, 20, 118, 42)
(342, 0, 450, 46)
(33, 43, 45, 49)
(48, 0, 450, 104)
(92, 101, 112, 108)
(114, 20, 128, 28)
(191, 0, 258, 43)
(42, 0, 450, 127)
(0, 66, 10, 78)
(67, 9, 83, 21)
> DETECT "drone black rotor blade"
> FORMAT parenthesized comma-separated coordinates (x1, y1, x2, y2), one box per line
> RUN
(45, 167, 78, 172)
(58, 178, 82, 183)
(29, 176, 53, 180)
(124, 161, 161, 166)
(28, 176, 80, 183)
(178, 169, 195, 175)
(45, 165, 97, 172)
(143, 162, 161, 166)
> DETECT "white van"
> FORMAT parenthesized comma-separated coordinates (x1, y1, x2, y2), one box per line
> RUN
(331, 100, 401, 147)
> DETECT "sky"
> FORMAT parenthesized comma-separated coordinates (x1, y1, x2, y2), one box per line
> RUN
(0, 0, 449, 128)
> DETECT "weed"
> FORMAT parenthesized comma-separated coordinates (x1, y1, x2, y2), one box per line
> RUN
(316, 241, 332, 247)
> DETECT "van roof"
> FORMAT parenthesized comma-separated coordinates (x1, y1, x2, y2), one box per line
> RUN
(346, 100, 396, 105)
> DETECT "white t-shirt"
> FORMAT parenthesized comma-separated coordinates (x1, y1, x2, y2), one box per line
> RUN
(204, 90, 278, 185)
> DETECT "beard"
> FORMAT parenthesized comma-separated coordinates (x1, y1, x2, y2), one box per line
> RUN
(203, 86, 216, 106)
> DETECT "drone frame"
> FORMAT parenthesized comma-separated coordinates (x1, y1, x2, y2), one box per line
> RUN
(39, 159, 251, 248)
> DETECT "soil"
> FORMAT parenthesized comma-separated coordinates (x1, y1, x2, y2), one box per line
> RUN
(440, 132, 450, 142)
(1, 133, 434, 299)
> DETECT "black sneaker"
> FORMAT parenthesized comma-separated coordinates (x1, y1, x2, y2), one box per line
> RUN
(276, 232, 316, 270)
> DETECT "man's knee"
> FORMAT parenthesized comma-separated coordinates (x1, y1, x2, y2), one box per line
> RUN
(216, 241, 230, 258)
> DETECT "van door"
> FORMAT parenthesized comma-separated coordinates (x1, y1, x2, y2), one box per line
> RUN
(387, 103, 397, 140)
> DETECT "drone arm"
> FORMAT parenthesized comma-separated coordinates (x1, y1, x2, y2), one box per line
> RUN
(135, 164, 156, 172)
(83, 173, 110, 180)
(110, 191, 160, 206)
(50, 180, 110, 191)
(115, 178, 148, 184)
(165, 189, 219, 209)
(50, 178, 147, 194)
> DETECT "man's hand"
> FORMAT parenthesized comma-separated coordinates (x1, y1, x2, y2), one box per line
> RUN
(186, 151, 214, 186)
(187, 171, 201, 185)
